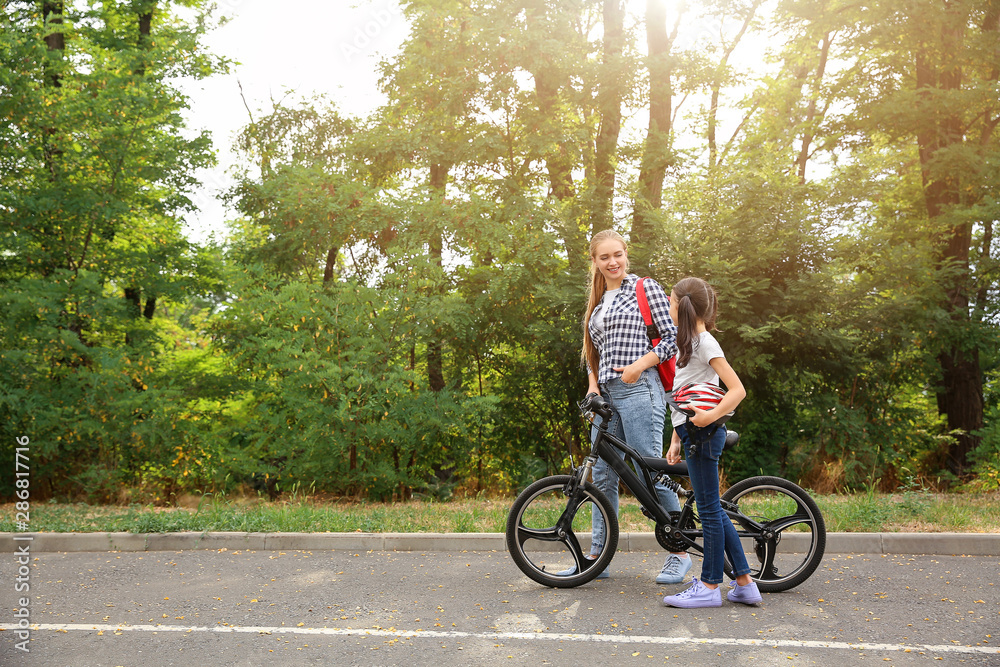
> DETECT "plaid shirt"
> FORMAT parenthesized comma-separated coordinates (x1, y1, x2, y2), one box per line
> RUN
(589, 274, 677, 384)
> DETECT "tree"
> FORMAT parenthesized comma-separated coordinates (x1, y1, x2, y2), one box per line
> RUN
(589, 0, 628, 234)
(828, 0, 999, 476)
(0, 1, 227, 498)
(629, 0, 681, 273)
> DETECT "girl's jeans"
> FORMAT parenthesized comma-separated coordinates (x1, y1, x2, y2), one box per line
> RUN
(590, 368, 680, 555)
(676, 421, 752, 585)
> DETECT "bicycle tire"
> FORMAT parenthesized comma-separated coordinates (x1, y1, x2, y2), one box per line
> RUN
(721, 475, 826, 593)
(506, 474, 619, 589)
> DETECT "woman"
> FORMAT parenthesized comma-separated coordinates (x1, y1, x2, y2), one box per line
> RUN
(570, 230, 690, 584)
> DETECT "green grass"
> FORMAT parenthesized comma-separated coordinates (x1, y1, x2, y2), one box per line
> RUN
(3, 490, 999, 534)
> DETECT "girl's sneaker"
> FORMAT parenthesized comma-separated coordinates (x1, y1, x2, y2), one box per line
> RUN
(662, 578, 722, 608)
(727, 580, 763, 605)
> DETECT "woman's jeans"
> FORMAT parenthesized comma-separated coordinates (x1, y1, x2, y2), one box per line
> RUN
(676, 422, 752, 585)
(590, 368, 680, 555)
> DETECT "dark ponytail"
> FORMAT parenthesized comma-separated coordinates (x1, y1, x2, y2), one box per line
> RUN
(671, 277, 718, 369)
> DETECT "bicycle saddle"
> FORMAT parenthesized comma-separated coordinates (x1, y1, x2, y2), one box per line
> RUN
(641, 457, 689, 476)
(642, 431, 739, 475)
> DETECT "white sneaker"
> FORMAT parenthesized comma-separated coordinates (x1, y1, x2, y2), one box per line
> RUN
(556, 556, 610, 578)
(655, 554, 692, 584)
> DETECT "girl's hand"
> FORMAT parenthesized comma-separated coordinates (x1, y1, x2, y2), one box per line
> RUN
(689, 406, 716, 428)
(666, 433, 682, 465)
(614, 363, 642, 384)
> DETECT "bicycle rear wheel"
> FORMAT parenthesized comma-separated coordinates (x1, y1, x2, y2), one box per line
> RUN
(722, 476, 826, 593)
(506, 474, 618, 588)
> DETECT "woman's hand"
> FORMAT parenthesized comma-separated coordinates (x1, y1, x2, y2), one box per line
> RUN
(587, 373, 600, 398)
(666, 431, 682, 465)
(614, 363, 642, 384)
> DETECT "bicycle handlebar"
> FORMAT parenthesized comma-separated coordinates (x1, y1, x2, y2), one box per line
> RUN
(578, 392, 613, 421)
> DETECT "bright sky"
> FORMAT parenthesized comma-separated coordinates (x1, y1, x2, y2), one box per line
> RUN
(181, 0, 409, 243)
(179, 0, 743, 245)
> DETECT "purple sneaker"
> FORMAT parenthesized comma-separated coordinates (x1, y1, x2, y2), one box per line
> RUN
(662, 578, 722, 608)
(727, 580, 763, 605)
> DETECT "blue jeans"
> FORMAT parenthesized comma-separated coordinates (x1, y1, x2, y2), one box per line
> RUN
(677, 422, 751, 585)
(590, 368, 680, 555)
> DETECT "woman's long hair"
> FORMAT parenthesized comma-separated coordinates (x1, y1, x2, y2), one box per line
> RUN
(672, 276, 718, 369)
(581, 230, 629, 376)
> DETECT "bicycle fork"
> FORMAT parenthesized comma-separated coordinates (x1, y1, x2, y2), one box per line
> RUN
(555, 458, 599, 571)
(563, 456, 595, 497)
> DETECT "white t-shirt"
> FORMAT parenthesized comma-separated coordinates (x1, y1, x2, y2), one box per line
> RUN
(670, 331, 726, 427)
(591, 288, 621, 335)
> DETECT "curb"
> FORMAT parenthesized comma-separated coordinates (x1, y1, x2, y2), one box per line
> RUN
(3, 532, 998, 555)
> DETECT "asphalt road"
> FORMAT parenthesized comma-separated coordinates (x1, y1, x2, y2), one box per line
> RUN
(2, 548, 998, 666)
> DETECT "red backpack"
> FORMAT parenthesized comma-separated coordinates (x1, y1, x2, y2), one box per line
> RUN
(636, 278, 676, 392)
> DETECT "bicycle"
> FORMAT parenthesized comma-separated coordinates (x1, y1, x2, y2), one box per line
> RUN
(505, 392, 826, 591)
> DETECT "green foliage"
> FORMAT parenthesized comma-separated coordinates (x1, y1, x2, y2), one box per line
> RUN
(211, 269, 504, 500)
(0, 1, 231, 500)
(2, 0, 997, 503)
(968, 365, 1000, 490)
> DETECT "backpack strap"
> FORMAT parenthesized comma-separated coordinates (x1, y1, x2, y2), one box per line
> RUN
(635, 277, 661, 343)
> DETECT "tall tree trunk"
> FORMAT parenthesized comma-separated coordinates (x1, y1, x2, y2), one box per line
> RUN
(524, 0, 583, 270)
(134, 1, 156, 76)
(323, 246, 339, 284)
(525, 23, 574, 200)
(914, 14, 982, 477)
(630, 0, 677, 272)
(795, 31, 831, 183)
(975, 0, 1000, 321)
(124, 1, 159, 328)
(41, 1, 64, 87)
(41, 1, 64, 190)
(590, 0, 625, 235)
(427, 162, 449, 393)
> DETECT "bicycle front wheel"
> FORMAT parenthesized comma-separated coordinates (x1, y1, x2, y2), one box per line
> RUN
(506, 474, 618, 589)
(722, 476, 826, 593)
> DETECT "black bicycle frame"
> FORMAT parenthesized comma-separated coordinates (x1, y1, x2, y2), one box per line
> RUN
(584, 419, 705, 554)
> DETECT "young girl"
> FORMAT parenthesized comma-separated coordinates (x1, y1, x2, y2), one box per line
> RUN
(571, 230, 691, 584)
(662, 277, 762, 607)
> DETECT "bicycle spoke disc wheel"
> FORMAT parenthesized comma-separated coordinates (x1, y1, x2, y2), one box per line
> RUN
(505, 475, 618, 589)
(722, 476, 826, 593)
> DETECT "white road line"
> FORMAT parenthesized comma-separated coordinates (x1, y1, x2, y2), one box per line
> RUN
(2, 623, 997, 656)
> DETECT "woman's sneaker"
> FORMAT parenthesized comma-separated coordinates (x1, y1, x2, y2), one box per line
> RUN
(655, 554, 692, 584)
(556, 556, 609, 578)
(727, 580, 763, 605)
(662, 578, 722, 608)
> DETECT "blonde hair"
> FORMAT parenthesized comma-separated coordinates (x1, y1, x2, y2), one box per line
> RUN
(581, 230, 629, 375)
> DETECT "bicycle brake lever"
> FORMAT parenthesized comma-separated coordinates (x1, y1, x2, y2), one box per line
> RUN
(583, 394, 613, 420)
